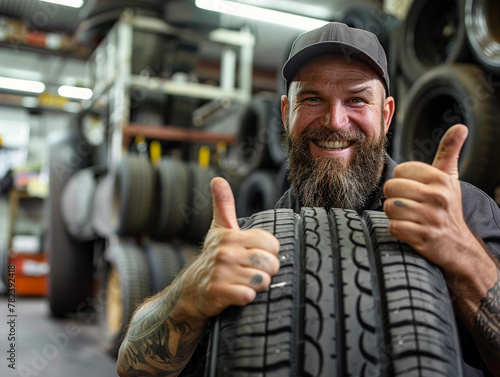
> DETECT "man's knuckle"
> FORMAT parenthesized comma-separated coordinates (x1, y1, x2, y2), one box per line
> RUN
(215, 247, 233, 263)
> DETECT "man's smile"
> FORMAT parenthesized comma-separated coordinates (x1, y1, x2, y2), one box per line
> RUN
(313, 139, 353, 151)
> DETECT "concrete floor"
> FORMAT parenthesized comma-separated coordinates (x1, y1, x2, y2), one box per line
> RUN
(1, 297, 118, 377)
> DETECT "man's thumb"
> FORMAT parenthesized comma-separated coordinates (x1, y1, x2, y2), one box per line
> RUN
(211, 177, 239, 229)
(432, 124, 468, 178)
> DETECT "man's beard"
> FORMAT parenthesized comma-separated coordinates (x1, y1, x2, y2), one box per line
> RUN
(284, 119, 388, 211)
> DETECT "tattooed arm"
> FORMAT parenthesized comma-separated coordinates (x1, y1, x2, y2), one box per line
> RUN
(471, 265, 500, 375)
(117, 276, 209, 377)
(116, 178, 280, 376)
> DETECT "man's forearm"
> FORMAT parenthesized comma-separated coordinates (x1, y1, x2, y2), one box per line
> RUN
(116, 277, 209, 377)
(447, 244, 500, 377)
(472, 267, 500, 375)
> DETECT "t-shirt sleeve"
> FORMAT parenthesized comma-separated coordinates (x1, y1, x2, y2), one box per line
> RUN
(461, 181, 500, 262)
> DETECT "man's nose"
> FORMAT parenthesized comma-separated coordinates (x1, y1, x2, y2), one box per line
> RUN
(321, 102, 349, 130)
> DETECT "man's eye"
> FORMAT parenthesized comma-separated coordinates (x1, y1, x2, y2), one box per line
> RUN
(349, 98, 366, 104)
(305, 97, 321, 103)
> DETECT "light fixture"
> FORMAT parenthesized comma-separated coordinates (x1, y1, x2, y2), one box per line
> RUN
(195, 0, 328, 30)
(0, 77, 45, 94)
(39, 0, 84, 8)
(58, 85, 93, 100)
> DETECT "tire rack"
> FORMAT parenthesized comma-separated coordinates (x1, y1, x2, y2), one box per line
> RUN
(83, 9, 255, 167)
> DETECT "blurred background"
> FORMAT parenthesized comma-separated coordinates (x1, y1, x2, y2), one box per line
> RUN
(0, 0, 498, 376)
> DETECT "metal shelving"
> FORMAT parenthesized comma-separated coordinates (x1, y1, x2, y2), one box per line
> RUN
(84, 9, 255, 166)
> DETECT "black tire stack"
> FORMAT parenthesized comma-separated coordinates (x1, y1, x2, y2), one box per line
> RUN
(56, 151, 210, 355)
(390, 0, 500, 197)
(96, 153, 213, 355)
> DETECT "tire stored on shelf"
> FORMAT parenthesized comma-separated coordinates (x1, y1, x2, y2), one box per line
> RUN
(111, 153, 155, 236)
(236, 170, 279, 218)
(60, 165, 106, 242)
(143, 240, 201, 293)
(399, 0, 470, 83)
(91, 172, 115, 239)
(150, 157, 190, 241)
(224, 92, 276, 177)
(465, 0, 500, 75)
(182, 163, 217, 244)
(98, 238, 151, 356)
(207, 208, 462, 376)
(393, 63, 500, 195)
(267, 97, 287, 167)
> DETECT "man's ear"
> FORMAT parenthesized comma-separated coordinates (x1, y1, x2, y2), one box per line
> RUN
(281, 95, 289, 131)
(383, 96, 395, 134)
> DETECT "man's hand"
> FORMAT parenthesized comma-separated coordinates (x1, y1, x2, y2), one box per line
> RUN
(179, 177, 281, 321)
(383, 124, 478, 273)
(384, 124, 500, 376)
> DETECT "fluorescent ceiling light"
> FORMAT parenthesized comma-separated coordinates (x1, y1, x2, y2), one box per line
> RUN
(39, 0, 84, 8)
(0, 77, 45, 94)
(58, 86, 93, 100)
(195, 0, 328, 30)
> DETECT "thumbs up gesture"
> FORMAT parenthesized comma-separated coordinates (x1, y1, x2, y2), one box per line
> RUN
(383, 124, 475, 273)
(179, 177, 280, 321)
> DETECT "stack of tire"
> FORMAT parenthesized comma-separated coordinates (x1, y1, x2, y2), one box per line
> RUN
(391, 0, 500, 197)
(55, 151, 221, 355)
(221, 92, 290, 218)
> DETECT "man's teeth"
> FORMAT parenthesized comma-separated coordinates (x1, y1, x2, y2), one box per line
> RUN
(316, 140, 351, 150)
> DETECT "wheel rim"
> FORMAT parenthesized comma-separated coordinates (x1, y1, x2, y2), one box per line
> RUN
(106, 266, 123, 336)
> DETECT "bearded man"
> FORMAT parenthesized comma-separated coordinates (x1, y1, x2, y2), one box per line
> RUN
(117, 22, 500, 377)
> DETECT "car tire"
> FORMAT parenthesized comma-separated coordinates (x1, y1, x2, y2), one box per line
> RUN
(207, 208, 462, 376)
(98, 238, 151, 356)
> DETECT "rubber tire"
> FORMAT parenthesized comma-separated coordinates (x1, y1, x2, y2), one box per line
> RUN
(60, 166, 106, 242)
(182, 163, 216, 245)
(399, 0, 470, 83)
(112, 153, 155, 236)
(465, 0, 500, 75)
(266, 97, 287, 167)
(236, 170, 279, 218)
(46, 129, 94, 318)
(91, 172, 115, 238)
(143, 240, 185, 293)
(207, 208, 462, 376)
(227, 92, 275, 177)
(393, 63, 500, 195)
(150, 157, 190, 241)
(99, 238, 151, 356)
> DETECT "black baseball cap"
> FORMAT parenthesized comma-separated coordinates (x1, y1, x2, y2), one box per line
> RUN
(282, 22, 390, 96)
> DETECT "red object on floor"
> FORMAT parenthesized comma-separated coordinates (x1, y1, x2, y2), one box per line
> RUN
(8, 252, 48, 297)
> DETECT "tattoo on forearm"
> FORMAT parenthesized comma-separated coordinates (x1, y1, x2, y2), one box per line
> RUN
(118, 278, 199, 376)
(473, 268, 500, 353)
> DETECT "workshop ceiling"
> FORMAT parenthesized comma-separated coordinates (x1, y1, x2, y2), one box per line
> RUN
(0, 0, 382, 92)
